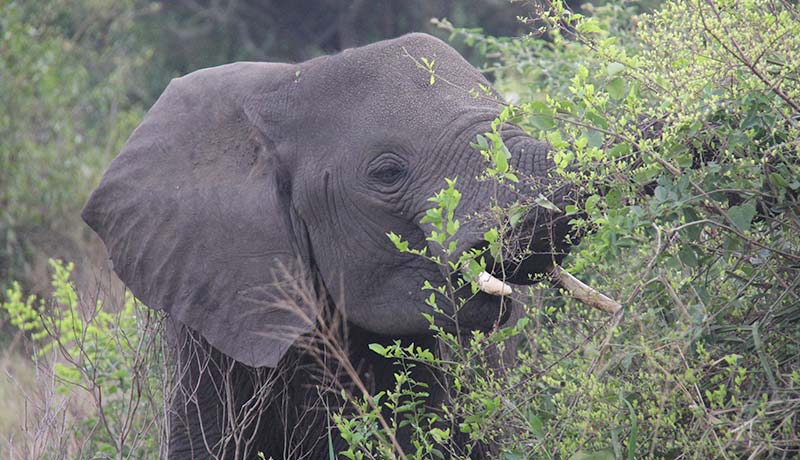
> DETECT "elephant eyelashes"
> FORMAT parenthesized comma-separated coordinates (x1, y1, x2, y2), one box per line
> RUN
(367, 153, 408, 187)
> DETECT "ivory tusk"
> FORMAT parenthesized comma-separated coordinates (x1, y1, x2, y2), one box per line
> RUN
(475, 271, 513, 296)
(549, 265, 622, 314)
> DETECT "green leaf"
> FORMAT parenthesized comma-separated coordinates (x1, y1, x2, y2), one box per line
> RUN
(530, 112, 556, 130)
(678, 245, 698, 268)
(682, 208, 703, 241)
(368, 343, 387, 356)
(535, 194, 563, 213)
(587, 130, 604, 148)
(446, 219, 460, 236)
(494, 148, 509, 173)
(503, 450, 524, 460)
(527, 413, 545, 438)
(727, 203, 757, 231)
(606, 62, 625, 76)
(585, 110, 610, 130)
(429, 427, 450, 443)
(605, 187, 622, 208)
(529, 101, 556, 130)
(508, 204, 530, 227)
(608, 142, 631, 159)
(621, 396, 638, 460)
(483, 227, 499, 244)
(474, 134, 489, 151)
(585, 194, 601, 214)
(387, 232, 409, 252)
(769, 172, 789, 189)
(607, 77, 626, 100)
(577, 64, 589, 80)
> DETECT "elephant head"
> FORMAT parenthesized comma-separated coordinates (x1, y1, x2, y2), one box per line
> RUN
(82, 33, 574, 369)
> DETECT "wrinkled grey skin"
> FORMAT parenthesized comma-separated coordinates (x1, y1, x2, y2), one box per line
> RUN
(83, 33, 573, 459)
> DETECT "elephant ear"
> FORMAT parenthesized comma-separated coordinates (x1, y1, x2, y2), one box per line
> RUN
(82, 62, 314, 368)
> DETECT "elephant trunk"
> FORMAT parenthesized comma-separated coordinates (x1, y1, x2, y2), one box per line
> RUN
(502, 136, 621, 313)
(498, 137, 578, 284)
(426, 135, 575, 285)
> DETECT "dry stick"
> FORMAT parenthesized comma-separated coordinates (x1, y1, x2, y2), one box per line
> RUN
(548, 265, 622, 314)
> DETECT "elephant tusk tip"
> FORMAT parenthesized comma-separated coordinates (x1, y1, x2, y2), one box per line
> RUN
(476, 271, 513, 296)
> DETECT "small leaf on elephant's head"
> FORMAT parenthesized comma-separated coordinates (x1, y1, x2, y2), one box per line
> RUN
(494, 149, 509, 173)
(474, 134, 489, 151)
(387, 232, 409, 252)
(446, 220, 460, 236)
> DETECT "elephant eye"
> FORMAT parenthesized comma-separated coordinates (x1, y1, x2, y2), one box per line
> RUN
(368, 154, 408, 187)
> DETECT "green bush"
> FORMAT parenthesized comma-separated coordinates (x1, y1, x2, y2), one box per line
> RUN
(2, 260, 167, 458)
(335, 0, 799, 458)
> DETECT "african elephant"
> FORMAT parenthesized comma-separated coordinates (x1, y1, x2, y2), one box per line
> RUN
(82, 33, 575, 459)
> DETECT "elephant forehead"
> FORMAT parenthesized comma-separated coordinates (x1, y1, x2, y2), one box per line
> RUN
(295, 34, 502, 125)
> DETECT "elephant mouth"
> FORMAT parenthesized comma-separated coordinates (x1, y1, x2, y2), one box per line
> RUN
(427, 232, 560, 332)
(443, 243, 523, 331)
(454, 289, 513, 331)
(443, 235, 559, 331)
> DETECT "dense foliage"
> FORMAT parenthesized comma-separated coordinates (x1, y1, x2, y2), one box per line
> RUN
(1, 0, 798, 459)
(335, 0, 800, 458)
